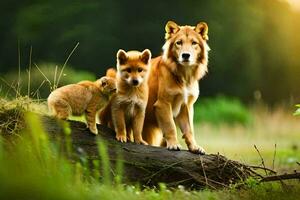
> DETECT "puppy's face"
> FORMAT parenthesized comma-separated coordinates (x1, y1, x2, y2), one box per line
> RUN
(116, 49, 151, 87)
(97, 77, 117, 95)
(163, 21, 209, 67)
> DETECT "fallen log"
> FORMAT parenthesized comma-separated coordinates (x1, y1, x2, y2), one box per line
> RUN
(38, 116, 256, 189)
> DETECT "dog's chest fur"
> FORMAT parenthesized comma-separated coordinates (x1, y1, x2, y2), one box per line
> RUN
(116, 94, 145, 118)
(168, 82, 199, 118)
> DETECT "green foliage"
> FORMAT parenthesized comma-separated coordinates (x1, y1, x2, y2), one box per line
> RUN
(294, 104, 300, 116)
(97, 139, 112, 185)
(1, 63, 95, 99)
(194, 96, 253, 126)
(0, 101, 300, 199)
(244, 177, 260, 189)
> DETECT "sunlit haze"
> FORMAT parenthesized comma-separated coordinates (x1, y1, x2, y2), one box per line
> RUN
(285, 0, 300, 11)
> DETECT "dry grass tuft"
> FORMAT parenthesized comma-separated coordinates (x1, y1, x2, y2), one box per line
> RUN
(0, 97, 48, 135)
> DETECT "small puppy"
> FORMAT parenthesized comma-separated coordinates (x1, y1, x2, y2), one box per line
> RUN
(48, 76, 116, 134)
(100, 49, 151, 144)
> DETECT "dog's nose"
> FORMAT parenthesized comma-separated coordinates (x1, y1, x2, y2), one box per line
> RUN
(182, 53, 190, 60)
(132, 79, 139, 86)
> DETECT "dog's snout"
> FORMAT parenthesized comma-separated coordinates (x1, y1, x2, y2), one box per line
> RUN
(132, 79, 139, 86)
(182, 53, 190, 60)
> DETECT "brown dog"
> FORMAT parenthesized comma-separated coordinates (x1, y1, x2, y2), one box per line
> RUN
(142, 21, 210, 154)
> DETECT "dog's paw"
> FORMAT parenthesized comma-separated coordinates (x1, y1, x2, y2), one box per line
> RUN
(188, 144, 206, 155)
(116, 134, 127, 143)
(89, 127, 98, 135)
(135, 139, 148, 145)
(166, 141, 181, 151)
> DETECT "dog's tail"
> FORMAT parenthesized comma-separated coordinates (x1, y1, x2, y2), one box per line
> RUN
(106, 68, 117, 78)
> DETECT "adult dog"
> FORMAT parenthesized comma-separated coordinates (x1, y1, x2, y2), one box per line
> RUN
(142, 21, 210, 154)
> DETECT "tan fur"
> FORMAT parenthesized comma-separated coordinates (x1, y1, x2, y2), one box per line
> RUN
(100, 49, 151, 145)
(142, 21, 210, 154)
(106, 68, 117, 78)
(48, 76, 116, 135)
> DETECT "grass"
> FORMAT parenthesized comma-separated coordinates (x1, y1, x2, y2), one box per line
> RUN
(0, 112, 299, 200)
(0, 98, 299, 199)
(1, 63, 96, 100)
(0, 42, 96, 100)
(0, 75, 299, 200)
(188, 105, 300, 172)
(0, 97, 48, 135)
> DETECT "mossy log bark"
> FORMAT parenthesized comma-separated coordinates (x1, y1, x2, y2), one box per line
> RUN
(41, 116, 253, 189)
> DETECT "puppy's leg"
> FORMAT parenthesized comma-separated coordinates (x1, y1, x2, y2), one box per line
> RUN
(126, 125, 133, 142)
(99, 102, 111, 126)
(112, 106, 127, 142)
(132, 109, 148, 145)
(85, 105, 98, 135)
(176, 103, 205, 154)
(154, 100, 180, 150)
(50, 99, 71, 120)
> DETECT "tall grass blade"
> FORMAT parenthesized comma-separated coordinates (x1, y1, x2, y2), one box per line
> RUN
(56, 42, 79, 88)
(17, 40, 21, 98)
(0, 78, 21, 97)
(24, 112, 50, 167)
(27, 46, 32, 97)
(34, 63, 53, 91)
(53, 65, 58, 90)
(97, 138, 111, 185)
(115, 148, 123, 185)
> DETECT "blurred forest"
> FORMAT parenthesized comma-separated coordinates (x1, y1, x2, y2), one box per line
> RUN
(0, 0, 300, 104)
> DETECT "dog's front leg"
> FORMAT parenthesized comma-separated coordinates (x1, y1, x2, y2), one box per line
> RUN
(132, 108, 148, 145)
(154, 100, 181, 150)
(112, 106, 127, 142)
(176, 103, 205, 154)
(85, 104, 98, 135)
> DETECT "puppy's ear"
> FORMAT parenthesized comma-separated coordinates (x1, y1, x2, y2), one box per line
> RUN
(195, 22, 209, 40)
(165, 21, 180, 40)
(117, 49, 128, 65)
(140, 49, 152, 65)
(99, 77, 108, 88)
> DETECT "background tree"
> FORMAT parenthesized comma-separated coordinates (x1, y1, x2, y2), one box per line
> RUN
(0, 0, 299, 104)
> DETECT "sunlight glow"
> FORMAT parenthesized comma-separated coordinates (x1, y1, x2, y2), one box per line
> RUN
(285, 0, 300, 11)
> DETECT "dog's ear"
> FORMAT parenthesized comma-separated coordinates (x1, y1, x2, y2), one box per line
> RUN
(117, 49, 128, 65)
(98, 77, 108, 88)
(140, 49, 152, 65)
(195, 22, 209, 41)
(165, 21, 180, 39)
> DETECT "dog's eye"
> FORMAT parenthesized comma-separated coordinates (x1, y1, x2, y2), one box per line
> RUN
(192, 41, 198, 46)
(176, 40, 182, 46)
(125, 68, 132, 73)
(137, 68, 143, 72)
(101, 82, 107, 87)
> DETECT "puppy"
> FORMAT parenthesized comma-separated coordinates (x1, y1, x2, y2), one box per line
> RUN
(100, 49, 151, 144)
(48, 76, 116, 134)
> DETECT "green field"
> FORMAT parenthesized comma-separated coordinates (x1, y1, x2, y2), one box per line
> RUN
(194, 109, 300, 171)
(1, 0, 300, 198)
(0, 97, 299, 199)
